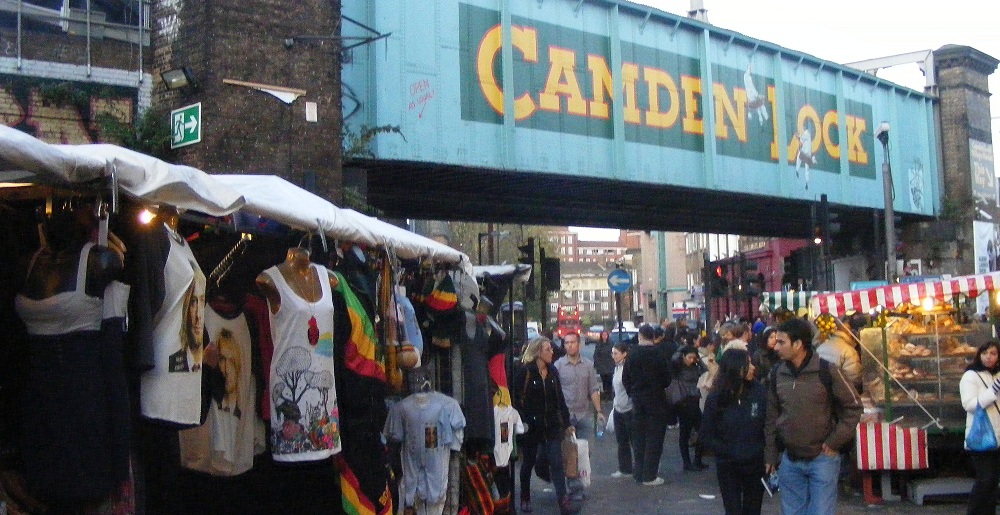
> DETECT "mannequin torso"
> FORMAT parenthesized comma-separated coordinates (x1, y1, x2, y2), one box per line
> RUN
(256, 246, 337, 314)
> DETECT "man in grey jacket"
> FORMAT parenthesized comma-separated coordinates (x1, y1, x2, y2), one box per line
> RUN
(764, 317, 862, 515)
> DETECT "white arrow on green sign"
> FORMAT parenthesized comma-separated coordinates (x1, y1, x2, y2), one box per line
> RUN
(170, 102, 202, 149)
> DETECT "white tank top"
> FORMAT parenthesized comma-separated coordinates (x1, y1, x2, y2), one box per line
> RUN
(263, 263, 341, 461)
(15, 242, 103, 335)
(141, 225, 207, 425)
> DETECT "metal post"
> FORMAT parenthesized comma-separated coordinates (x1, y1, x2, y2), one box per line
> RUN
(539, 247, 547, 333)
(487, 222, 495, 265)
(878, 124, 896, 282)
(615, 263, 624, 333)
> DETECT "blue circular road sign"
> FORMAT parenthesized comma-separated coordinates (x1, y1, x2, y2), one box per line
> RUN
(607, 269, 633, 293)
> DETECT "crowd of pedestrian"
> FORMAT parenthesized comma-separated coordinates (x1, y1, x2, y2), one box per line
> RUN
(510, 308, 875, 515)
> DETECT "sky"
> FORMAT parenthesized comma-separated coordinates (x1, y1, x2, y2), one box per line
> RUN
(575, 0, 1000, 241)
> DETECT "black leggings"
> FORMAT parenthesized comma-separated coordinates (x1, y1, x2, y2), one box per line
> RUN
(968, 450, 1000, 515)
(677, 397, 703, 465)
(716, 459, 764, 515)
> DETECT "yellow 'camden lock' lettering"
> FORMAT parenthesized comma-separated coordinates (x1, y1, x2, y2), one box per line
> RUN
(474, 22, 870, 167)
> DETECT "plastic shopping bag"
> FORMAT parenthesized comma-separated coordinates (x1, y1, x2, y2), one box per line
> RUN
(576, 438, 591, 488)
(966, 405, 999, 451)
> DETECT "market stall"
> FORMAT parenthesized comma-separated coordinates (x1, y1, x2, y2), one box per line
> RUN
(810, 274, 1000, 504)
(0, 128, 509, 515)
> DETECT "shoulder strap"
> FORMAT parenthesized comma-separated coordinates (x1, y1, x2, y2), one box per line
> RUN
(975, 372, 1000, 413)
(818, 358, 834, 400)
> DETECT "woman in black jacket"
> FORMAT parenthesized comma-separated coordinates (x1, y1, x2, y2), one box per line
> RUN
(702, 348, 767, 515)
(674, 346, 708, 472)
(513, 337, 573, 514)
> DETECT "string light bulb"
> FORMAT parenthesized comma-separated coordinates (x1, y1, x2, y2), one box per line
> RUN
(138, 208, 156, 225)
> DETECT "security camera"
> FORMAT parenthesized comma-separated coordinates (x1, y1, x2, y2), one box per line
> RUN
(875, 122, 890, 146)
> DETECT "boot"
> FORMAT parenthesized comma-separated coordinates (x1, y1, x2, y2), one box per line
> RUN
(520, 491, 532, 513)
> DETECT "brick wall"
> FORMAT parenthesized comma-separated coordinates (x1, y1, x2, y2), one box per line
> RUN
(933, 45, 999, 274)
(153, 0, 343, 202)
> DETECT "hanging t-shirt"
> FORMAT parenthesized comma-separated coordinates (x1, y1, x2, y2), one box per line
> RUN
(263, 264, 341, 462)
(493, 405, 525, 467)
(384, 392, 466, 506)
(141, 224, 207, 425)
(179, 305, 266, 476)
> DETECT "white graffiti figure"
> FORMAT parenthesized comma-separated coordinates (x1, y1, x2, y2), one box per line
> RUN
(795, 127, 817, 190)
(744, 63, 769, 125)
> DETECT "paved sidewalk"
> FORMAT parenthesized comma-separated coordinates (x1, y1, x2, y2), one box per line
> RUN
(517, 416, 966, 514)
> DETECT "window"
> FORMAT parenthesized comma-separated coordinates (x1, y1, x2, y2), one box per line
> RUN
(601, 302, 609, 310)
(601, 290, 609, 298)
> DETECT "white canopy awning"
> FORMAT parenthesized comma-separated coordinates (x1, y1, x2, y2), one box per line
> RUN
(0, 128, 469, 267)
(212, 174, 367, 243)
(0, 125, 106, 184)
(56, 144, 245, 216)
(340, 209, 470, 271)
(0, 126, 245, 216)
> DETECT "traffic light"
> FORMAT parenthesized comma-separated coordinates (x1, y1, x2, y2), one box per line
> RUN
(518, 238, 536, 297)
(747, 272, 765, 297)
(817, 193, 841, 251)
(782, 256, 798, 289)
(541, 255, 561, 292)
(710, 263, 729, 297)
(741, 259, 761, 297)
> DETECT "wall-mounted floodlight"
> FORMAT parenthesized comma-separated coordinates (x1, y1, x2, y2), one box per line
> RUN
(161, 67, 196, 90)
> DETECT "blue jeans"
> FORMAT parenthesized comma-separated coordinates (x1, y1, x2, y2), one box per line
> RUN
(569, 412, 594, 440)
(778, 452, 841, 515)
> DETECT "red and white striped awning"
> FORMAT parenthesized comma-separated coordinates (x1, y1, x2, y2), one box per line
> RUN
(811, 271, 1000, 316)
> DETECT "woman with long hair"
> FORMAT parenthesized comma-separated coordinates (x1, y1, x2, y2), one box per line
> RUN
(702, 348, 767, 515)
(960, 340, 1000, 515)
(751, 327, 780, 383)
(610, 342, 634, 478)
(512, 337, 574, 514)
(674, 346, 707, 472)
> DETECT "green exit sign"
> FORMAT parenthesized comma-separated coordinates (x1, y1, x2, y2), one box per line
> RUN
(170, 102, 201, 149)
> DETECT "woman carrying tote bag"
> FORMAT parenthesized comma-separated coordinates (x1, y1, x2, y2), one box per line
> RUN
(960, 340, 1000, 515)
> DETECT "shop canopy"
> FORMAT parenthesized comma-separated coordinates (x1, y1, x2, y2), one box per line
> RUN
(0, 125, 245, 216)
(339, 209, 470, 270)
(810, 271, 1000, 317)
(0, 128, 469, 267)
(761, 290, 825, 313)
(213, 175, 468, 268)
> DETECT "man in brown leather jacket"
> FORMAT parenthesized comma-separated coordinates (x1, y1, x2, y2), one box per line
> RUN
(764, 317, 862, 515)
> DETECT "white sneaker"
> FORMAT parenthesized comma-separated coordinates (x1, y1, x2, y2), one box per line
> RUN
(642, 477, 665, 486)
(666, 424, 679, 430)
(611, 471, 626, 478)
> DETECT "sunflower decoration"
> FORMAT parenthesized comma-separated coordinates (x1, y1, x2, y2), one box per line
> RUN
(815, 313, 838, 341)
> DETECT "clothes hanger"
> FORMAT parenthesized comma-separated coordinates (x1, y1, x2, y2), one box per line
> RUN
(208, 233, 252, 290)
(420, 378, 432, 393)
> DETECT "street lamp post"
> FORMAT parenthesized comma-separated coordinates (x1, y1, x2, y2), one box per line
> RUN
(477, 229, 510, 265)
(876, 122, 896, 282)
